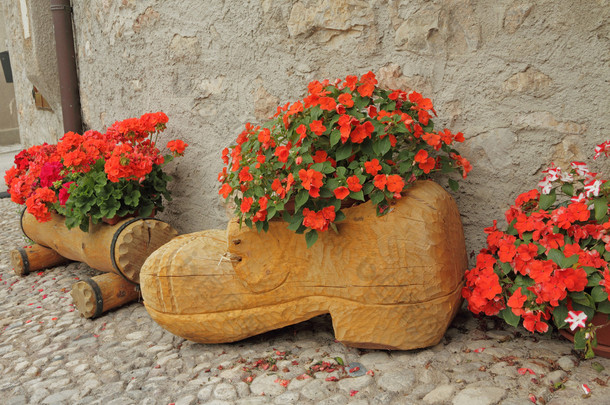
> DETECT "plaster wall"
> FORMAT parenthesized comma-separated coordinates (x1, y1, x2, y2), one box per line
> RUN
(10, 0, 610, 255)
(0, 12, 20, 145)
(1, 0, 63, 146)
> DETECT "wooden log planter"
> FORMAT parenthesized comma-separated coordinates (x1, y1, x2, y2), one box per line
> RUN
(11, 244, 71, 276)
(20, 211, 178, 284)
(140, 181, 468, 350)
(71, 272, 141, 319)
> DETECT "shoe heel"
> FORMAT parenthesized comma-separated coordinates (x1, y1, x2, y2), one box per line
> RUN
(329, 285, 462, 350)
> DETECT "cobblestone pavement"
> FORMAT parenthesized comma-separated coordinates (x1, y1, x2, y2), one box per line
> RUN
(2, 197, 610, 405)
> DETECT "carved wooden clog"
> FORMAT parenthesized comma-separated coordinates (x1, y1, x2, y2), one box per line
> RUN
(140, 181, 467, 350)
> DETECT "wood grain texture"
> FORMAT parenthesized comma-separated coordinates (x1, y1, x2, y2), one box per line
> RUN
(10, 245, 70, 276)
(140, 181, 467, 350)
(71, 272, 141, 318)
(21, 213, 177, 282)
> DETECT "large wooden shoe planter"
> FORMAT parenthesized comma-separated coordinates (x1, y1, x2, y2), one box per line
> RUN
(140, 181, 467, 350)
(16, 212, 177, 318)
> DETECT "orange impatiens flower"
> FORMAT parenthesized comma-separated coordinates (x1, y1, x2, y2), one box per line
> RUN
(333, 186, 349, 200)
(386, 175, 404, 193)
(271, 178, 286, 199)
(346, 175, 362, 192)
(337, 93, 354, 108)
(318, 97, 337, 111)
(350, 122, 374, 144)
(302, 206, 336, 231)
(414, 149, 429, 164)
(413, 149, 436, 174)
(364, 159, 382, 176)
(299, 169, 324, 197)
(343, 75, 358, 91)
(309, 120, 326, 136)
(239, 166, 254, 183)
(507, 287, 528, 316)
(240, 197, 254, 213)
(374, 174, 387, 190)
(357, 71, 377, 98)
(219, 183, 232, 199)
(274, 145, 291, 163)
(422, 132, 441, 150)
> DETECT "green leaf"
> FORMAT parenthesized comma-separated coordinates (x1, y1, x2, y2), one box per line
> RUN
(305, 230, 318, 248)
(138, 201, 155, 217)
(295, 190, 309, 210)
(310, 163, 324, 172)
(597, 301, 610, 314)
(538, 189, 556, 210)
(370, 190, 385, 205)
(362, 183, 374, 195)
(574, 329, 586, 350)
(335, 167, 347, 178)
(334, 210, 346, 222)
(552, 304, 569, 329)
(573, 301, 596, 318)
(330, 130, 341, 147)
(547, 249, 565, 267)
(587, 272, 602, 287)
(287, 214, 304, 231)
(500, 261, 513, 276)
(325, 178, 340, 191)
(561, 253, 579, 269)
(378, 136, 391, 156)
(334, 357, 344, 366)
(124, 189, 141, 207)
(322, 161, 336, 174)
(594, 197, 608, 222)
(561, 183, 574, 197)
(336, 143, 353, 161)
(499, 307, 520, 328)
(591, 286, 609, 302)
(448, 178, 459, 192)
(350, 190, 365, 201)
(592, 362, 605, 373)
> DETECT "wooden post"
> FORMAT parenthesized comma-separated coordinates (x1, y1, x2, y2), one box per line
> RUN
(10, 245, 70, 276)
(20, 213, 178, 283)
(70, 272, 141, 319)
(140, 181, 468, 350)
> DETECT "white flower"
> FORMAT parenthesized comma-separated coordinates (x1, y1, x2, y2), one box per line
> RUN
(570, 161, 590, 177)
(538, 178, 553, 195)
(570, 192, 586, 203)
(584, 179, 602, 197)
(565, 310, 587, 331)
(594, 140, 610, 160)
(542, 166, 562, 181)
(560, 171, 574, 182)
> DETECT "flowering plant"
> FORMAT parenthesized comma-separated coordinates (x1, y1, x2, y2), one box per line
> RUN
(218, 72, 471, 247)
(462, 140, 610, 358)
(4, 112, 188, 231)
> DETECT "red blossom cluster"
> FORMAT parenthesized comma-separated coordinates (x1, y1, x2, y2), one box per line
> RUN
(4, 112, 187, 224)
(219, 71, 471, 246)
(463, 142, 610, 341)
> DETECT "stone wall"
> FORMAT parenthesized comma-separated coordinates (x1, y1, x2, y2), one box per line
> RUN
(0, 16, 20, 145)
(1, 0, 64, 146)
(8, 0, 610, 256)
